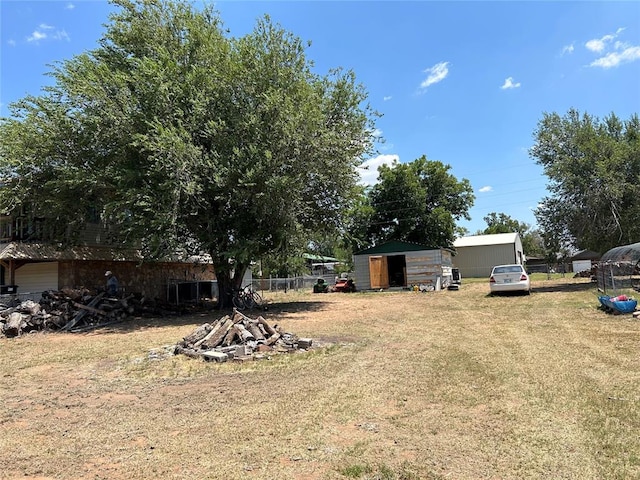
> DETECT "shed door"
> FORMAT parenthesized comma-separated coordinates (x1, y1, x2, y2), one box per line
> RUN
(369, 256, 389, 289)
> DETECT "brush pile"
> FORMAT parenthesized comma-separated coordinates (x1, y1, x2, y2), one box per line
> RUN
(174, 308, 313, 362)
(0, 288, 181, 337)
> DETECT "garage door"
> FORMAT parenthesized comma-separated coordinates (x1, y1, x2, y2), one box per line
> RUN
(14, 262, 59, 294)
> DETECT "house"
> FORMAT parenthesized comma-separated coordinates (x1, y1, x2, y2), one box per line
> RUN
(302, 253, 342, 276)
(523, 255, 548, 273)
(0, 208, 219, 303)
(352, 240, 453, 291)
(570, 249, 600, 274)
(452, 233, 524, 278)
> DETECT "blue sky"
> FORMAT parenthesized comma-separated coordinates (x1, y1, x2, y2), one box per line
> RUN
(1, 1, 639, 235)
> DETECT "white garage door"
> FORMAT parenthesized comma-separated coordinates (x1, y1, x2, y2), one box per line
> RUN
(14, 262, 59, 294)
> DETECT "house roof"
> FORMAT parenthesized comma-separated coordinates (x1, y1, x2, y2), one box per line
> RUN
(600, 242, 640, 264)
(0, 242, 143, 261)
(570, 249, 601, 261)
(453, 233, 519, 248)
(354, 240, 439, 256)
(303, 253, 339, 262)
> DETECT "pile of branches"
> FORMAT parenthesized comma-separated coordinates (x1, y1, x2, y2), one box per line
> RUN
(174, 309, 313, 362)
(0, 288, 182, 337)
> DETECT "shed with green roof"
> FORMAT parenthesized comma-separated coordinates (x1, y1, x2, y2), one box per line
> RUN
(353, 240, 454, 291)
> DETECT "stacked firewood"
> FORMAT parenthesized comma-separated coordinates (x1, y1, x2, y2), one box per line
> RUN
(174, 309, 313, 362)
(0, 288, 177, 337)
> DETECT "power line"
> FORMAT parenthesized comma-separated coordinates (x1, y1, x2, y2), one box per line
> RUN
(452, 160, 542, 178)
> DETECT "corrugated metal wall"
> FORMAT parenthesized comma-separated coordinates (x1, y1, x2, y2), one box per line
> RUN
(353, 253, 371, 291)
(453, 244, 518, 278)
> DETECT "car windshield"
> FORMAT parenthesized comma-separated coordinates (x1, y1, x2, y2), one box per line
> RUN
(493, 265, 524, 274)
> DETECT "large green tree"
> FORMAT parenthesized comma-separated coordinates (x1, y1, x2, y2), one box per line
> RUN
(531, 109, 640, 254)
(0, 0, 377, 304)
(360, 156, 474, 249)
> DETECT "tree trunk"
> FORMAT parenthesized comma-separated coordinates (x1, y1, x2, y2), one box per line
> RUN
(4, 312, 25, 337)
(213, 264, 248, 310)
(215, 270, 234, 309)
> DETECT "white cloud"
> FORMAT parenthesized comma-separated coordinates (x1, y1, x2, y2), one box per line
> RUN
(585, 27, 640, 68)
(478, 186, 492, 193)
(358, 154, 399, 186)
(590, 46, 640, 68)
(27, 30, 47, 43)
(66, 3, 75, 9)
(586, 35, 614, 53)
(585, 27, 625, 53)
(53, 29, 70, 42)
(383, 96, 392, 101)
(25, 24, 70, 44)
(500, 77, 521, 90)
(7, 39, 16, 47)
(419, 61, 449, 90)
(561, 43, 574, 55)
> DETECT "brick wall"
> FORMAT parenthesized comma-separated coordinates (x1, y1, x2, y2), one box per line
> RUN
(58, 260, 216, 301)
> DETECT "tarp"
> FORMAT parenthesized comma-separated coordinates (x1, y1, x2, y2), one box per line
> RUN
(599, 242, 640, 264)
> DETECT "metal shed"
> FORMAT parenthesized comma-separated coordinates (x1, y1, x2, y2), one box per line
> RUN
(353, 240, 453, 291)
(452, 233, 525, 278)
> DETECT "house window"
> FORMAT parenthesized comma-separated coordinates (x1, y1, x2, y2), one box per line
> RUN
(0, 218, 12, 241)
(86, 206, 101, 224)
(14, 217, 26, 240)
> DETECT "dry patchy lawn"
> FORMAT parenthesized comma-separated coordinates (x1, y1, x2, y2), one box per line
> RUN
(1, 277, 639, 479)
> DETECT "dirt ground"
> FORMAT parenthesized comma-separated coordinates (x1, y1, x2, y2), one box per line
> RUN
(1, 277, 639, 479)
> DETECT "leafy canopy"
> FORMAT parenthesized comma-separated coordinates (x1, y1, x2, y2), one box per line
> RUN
(531, 109, 640, 254)
(0, 0, 378, 294)
(350, 156, 474, 250)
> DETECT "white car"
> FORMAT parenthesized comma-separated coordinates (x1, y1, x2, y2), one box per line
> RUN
(489, 264, 531, 295)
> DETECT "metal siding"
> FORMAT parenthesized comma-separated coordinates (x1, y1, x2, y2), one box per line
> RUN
(453, 244, 518, 278)
(353, 254, 371, 291)
(14, 262, 59, 293)
(515, 235, 524, 264)
(453, 232, 519, 248)
(572, 260, 592, 273)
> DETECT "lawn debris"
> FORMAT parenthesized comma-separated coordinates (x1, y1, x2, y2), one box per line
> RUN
(173, 308, 313, 362)
(0, 288, 184, 337)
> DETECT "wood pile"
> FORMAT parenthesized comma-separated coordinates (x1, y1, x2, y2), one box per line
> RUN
(0, 288, 182, 337)
(174, 308, 313, 362)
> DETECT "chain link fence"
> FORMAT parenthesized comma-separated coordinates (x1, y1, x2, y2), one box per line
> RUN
(248, 274, 339, 293)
